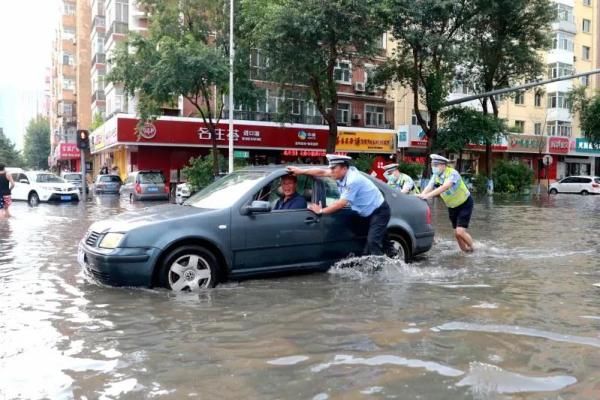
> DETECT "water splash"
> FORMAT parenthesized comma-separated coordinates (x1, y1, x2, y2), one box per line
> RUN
(267, 355, 309, 366)
(456, 362, 576, 394)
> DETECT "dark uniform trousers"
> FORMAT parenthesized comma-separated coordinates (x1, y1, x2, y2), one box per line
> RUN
(363, 201, 391, 256)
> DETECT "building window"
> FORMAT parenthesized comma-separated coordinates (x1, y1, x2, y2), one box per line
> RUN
(62, 52, 75, 66)
(63, 78, 75, 91)
(365, 105, 385, 127)
(411, 110, 430, 125)
(63, 1, 76, 15)
(514, 91, 525, 105)
(63, 27, 75, 41)
(552, 33, 574, 51)
(556, 4, 574, 23)
(514, 120, 525, 133)
(547, 121, 572, 137)
(334, 61, 351, 84)
(375, 33, 387, 49)
(94, 36, 104, 55)
(62, 102, 74, 117)
(116, 0, 129, 22)
(534, 123, 542, 135)
(547, 62, 573, 78)
(583, 19, 591, 33)
(453, 81, 472, 95)
(336, 103, 351, 125)
(581, 75, 590, 87)
(547, 92, 569, 109)
(583, 0, 591, 6)
(534, 92, 543, 107)
(582, 46, 591, 60)
(250, 49, 268, 80)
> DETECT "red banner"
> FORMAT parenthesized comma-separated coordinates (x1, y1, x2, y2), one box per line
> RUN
(117, 118, 329, 150)
(57, 143, 81, 160)
(548, 137, 570, 154)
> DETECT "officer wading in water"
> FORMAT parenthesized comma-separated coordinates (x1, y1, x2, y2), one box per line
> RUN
(287, 154, 391, 256)
(418, 154, 475, 253)
(382, 163, 420, 194)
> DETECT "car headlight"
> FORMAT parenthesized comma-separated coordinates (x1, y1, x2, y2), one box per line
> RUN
(99, 233, 125, 249)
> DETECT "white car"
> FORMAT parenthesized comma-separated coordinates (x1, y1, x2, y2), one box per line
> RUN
(10, 171, 80, 206)
(175, 182, 193, 204)
(549, 175, 600, 195)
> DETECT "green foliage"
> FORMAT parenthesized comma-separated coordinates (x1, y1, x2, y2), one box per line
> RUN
(397, 161, 423, 180)
(182, 151, 225, 192)
(0, 129, 24, 167)
(90, 113, 104, 131)
(354, 154, 376, 173)
(23, 116, 50, 170)
(437, 107, 507, 153)
(107, 0, 255, 174)
(568, 87, 600, 148)
(492, 160, 534, 193)
(240, 0, 387, 152)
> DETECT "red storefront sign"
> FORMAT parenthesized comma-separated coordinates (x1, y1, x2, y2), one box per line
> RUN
(117, 118, 329, 150)
(57, 143, 81, 160)
(548, 137, 570, 154)
(467, 143, 508, 152)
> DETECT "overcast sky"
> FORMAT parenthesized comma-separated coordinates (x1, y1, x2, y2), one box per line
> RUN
(0, 0, 58, 149)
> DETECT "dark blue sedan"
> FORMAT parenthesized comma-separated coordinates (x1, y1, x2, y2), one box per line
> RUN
(78, 166, 434, 291)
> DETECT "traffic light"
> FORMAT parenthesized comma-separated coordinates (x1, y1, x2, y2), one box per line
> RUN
(77, 129, 89, 150)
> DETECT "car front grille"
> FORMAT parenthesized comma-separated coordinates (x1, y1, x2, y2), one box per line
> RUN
(86, 231, 101, 247)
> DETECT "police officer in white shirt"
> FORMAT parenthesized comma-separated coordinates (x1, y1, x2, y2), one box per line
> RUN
(287, 154, 391, 256)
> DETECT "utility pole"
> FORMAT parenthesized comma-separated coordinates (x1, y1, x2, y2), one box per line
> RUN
(228, 0, 235, 174)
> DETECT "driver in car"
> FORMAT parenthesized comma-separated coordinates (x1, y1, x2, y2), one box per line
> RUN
(273, 175, 307, 210)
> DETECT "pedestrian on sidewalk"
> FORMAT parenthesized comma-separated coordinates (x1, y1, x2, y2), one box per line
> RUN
(418, 154, 474, 252)
(287, 154, 391, 256)
(0, 164, 15, 218)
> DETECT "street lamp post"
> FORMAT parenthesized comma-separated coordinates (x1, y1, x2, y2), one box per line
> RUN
(228, 0, 234, 173)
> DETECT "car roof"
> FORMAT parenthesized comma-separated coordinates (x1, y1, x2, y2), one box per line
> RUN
(238, 164, 328, 173)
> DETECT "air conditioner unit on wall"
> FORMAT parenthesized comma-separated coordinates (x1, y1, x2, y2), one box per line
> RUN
(354, 82, 365, 92)
(352, 114, 361, 120)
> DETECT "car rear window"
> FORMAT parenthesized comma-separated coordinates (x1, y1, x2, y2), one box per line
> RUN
(63, 174, 82, 181)
(139, 172, 165, 184)
(99, 175, 121, 183)
(595, 178, 600, 184)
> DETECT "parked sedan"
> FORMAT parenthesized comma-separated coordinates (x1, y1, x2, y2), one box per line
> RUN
(11, 171, 80, 206)
(120, 170, 169, 201)
(78, 166, 435, 291)
(94, 174, 122, 194)
(549, 176, 600, 195)
(61, 172, 90, 194)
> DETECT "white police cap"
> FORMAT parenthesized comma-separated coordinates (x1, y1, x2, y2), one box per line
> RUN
(382, 163, 399, 172)
(326, 154, 352, 167)
(430, 154, 450, 164)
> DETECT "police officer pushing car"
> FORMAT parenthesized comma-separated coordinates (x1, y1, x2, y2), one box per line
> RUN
(418, 154, 475, 252)
(382, 163, 420, 195)
(287, 154, 391, 256)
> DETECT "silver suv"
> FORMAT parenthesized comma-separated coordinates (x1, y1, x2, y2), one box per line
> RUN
(120, 170, 169, 201)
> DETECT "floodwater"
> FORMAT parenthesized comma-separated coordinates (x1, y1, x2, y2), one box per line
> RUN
(0, 194, 599, 399)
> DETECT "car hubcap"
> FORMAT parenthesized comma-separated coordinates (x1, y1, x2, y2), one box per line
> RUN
(388, 239, 405, 260)
(168, 254, 212, 291)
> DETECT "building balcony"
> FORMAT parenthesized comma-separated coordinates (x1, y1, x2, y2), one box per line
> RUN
(106, 21, 129, 37)
(92, 15, 105, 31)
(223, 110, 325, 125)
(92, 90, 106, 103)
(92, 53, 106, 65)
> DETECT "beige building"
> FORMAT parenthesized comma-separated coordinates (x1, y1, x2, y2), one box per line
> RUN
(390, 0, 600, 179)
(50, 0, 93, 171)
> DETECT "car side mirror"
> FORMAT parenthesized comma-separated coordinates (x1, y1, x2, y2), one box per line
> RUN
(242, 200, 271, 215)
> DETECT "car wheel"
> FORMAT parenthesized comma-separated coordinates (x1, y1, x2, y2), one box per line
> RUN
(386, 232, 412, 262)
(581, 190, 589, 196)
(159, 245, 219, 291)
(28, 191, 40, 207)
(549, 188, 558, 195)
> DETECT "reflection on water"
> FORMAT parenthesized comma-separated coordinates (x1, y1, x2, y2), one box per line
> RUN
(1, 195, 600, 399)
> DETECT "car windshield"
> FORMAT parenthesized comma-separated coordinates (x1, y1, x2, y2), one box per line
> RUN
(63, 173, 82, 181)
(185, 171, 269, 209)
(139, 172, 165, 184)
(36, 174, 65, 183)
(99, 175, 121, 183)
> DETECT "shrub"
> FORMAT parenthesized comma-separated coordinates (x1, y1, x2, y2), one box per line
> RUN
(354, 153, 376, 173)
(397, 161, 424, 180)
(492, 160, 534, 193)
(472, 174, 489, 194)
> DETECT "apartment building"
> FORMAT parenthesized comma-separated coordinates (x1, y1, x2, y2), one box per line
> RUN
(392, 0, 600, 180)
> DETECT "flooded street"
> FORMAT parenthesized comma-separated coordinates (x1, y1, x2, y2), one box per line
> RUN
(1, 195, 599, 399)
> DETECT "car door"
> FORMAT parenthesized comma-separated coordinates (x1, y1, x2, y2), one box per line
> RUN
(316, 177, 367, 261)
(579, 177, 591, 193)
(11, 173, 30, 201)
(231, 175, 324, 273)
(559, 177, 576, 193)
